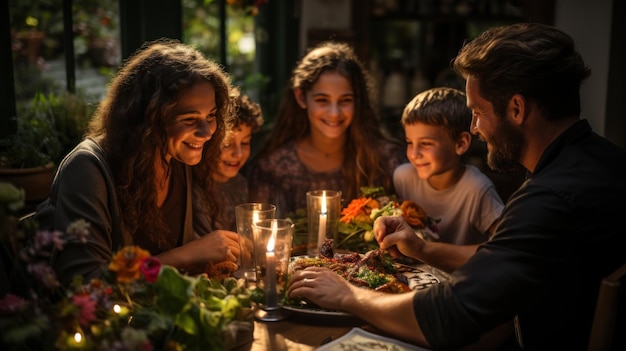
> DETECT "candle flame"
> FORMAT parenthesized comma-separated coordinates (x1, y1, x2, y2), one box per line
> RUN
(252, 210, 259, 223)
(74, 332, 82, 343)
(267, 220, 277, 252)
(321, 191, 327, 214)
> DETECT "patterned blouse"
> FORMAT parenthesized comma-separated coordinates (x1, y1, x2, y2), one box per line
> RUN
(246, 140, 405, 217)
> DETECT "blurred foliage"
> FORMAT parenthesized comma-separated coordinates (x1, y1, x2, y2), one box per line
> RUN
(182, 0, 268, 96)
(0, 91, 95, 169)
(9, 0, 120, 67)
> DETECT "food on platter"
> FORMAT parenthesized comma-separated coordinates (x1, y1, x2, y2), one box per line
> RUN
(205, 260, 238, 280)
(290, 239, 412, 294)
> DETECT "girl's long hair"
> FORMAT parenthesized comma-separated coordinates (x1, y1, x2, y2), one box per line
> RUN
(255, 41, 402, 201)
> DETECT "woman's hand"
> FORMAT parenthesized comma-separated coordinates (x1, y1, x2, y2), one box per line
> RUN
(158, 230, 240, 273)
(197, 230, 240, 263)
(238, 235, 253, 266)
(373, 216, 426, 260)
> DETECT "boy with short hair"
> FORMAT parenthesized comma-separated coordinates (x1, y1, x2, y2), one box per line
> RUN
(393, 87, 503, 244)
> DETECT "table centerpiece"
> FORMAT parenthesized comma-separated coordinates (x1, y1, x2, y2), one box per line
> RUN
(0, 181, 253, 351)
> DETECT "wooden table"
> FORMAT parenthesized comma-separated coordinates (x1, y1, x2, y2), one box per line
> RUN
(248, 312, 367, 350)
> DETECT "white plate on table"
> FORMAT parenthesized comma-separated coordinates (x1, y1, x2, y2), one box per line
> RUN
(283, 257, 440, 317)
(317, 327, 431, 351)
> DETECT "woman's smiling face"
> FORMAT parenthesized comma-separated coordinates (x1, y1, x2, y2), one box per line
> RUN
(166, 81, 217, 166)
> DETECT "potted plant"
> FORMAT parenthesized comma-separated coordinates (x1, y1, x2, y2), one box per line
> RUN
(48, 91, 94, 157)
(9, 0, 61, 65)
(0, 92, 63, 213)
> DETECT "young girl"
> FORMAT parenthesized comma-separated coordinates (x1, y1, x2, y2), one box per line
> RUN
(247, 41, 405, 216)
(194, 87, 264, 233)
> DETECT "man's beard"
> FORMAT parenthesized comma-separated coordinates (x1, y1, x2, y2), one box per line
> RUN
(484, 119, 525, 173)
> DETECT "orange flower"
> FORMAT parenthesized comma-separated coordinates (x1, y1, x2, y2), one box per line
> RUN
(364, 198, 380, 215)
(400, 200, 427, 228)
(340, 197, 371, 223)
(108, 246, 151, 283)
(354, 213, 374, 225)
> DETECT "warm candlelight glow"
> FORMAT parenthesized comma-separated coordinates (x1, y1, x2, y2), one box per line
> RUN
(113, 304, 121, 313)
(317, 191, 328, 251)
(74, 332, 82, 343)
(265, 220, 278, 307)
(253, 210, 259, 224)
(267, 232, 275, 252)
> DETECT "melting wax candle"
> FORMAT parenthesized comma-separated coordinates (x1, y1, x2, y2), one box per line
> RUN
(317, 191, 327, 252)
(265, 221, 278, 306)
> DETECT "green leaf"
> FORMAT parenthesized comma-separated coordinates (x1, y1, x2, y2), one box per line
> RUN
(175, 304, 200, 335)
(155, 266, 195, 316)
(220, 295, 242, 320)
(0, 316, 49, 345)
(360, 186, 385, 197)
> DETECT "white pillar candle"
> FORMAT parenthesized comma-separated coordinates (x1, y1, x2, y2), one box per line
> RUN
(317, 191, 327, 252)
(265, 221, 278, 307)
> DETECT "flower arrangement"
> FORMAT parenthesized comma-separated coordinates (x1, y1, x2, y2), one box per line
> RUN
(337, 187, 440, 253)
(0, 182, 253, 351)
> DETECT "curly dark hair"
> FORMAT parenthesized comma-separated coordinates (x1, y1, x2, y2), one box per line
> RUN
(255, 41, 402, 201)
(452, 23, 591, 121)
(228, 86, 264, 132)
(86, 38, 231, 249)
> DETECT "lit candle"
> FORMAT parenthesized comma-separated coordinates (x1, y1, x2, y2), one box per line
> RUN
(265, 221, 278, 307)
(317, 191, 327, 253)
(252, 210, 259, 224)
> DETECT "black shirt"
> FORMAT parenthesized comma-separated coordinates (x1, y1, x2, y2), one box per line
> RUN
(415, 120, 626, 349)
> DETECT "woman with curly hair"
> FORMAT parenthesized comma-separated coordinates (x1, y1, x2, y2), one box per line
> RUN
(247, 41, 405, 216)
(35, 39, 241, 285)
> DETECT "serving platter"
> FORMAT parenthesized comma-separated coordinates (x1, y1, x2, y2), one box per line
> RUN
(317, 327, 431, 351)
(283, 256, 441, 317)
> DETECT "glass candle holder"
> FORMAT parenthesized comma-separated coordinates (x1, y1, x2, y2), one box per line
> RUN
(234, 203, 276, 283)
(251, 218, 294, 321)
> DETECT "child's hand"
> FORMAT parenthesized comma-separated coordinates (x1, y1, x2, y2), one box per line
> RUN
(374, 216, 425, 260)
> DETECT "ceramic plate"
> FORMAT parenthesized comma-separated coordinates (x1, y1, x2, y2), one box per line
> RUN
(317, 327, 431, 351)
(284, 256, 440, 317)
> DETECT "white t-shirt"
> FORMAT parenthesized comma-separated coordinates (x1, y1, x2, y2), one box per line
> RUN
(393, 163, 504, 245)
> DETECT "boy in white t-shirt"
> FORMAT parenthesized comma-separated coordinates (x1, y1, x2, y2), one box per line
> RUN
(394, 87, 504, 245)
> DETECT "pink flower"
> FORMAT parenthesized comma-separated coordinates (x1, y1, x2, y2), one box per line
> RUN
(0, 294, 29, 314)
(140, 257, 162, 283)
(28, 262, 60, 289)
(33, 229, 65, 252)
(72, 294, 97, 326)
